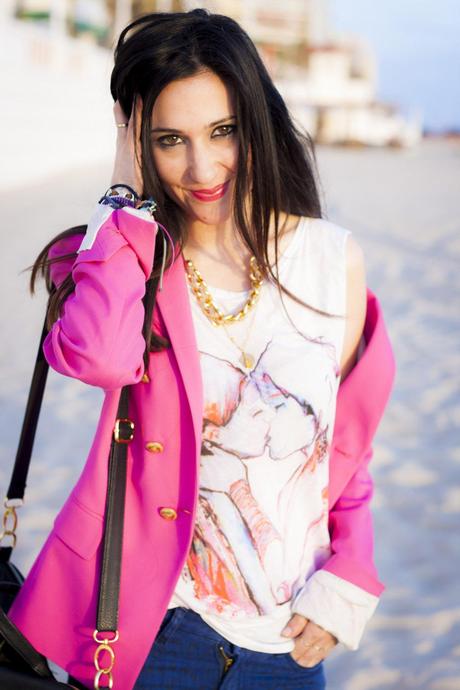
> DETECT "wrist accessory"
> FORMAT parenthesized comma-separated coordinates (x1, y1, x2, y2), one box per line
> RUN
(136, 197, 158, 216)
(104, 184, 140, 200)
(99, 194, 137, 210)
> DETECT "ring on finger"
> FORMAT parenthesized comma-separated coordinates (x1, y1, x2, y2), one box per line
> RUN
(116, 123, 128, 128)
(312, 644, 323, 652)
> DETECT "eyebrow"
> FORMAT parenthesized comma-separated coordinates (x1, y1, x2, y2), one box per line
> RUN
(151, 115, 236, 134)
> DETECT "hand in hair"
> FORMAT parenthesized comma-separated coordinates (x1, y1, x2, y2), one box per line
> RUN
(110, 96, 143, 198)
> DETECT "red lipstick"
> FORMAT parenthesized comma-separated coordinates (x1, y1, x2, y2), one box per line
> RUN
(190, 180, 230, 202)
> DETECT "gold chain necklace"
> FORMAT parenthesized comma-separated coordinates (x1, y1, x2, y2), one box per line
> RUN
(184, 256, 264, 326)
(184, 255, 264, 369)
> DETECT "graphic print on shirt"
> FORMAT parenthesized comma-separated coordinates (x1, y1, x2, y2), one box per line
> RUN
(179, 328, 340, 618)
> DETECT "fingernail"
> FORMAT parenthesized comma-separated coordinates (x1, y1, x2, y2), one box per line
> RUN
(281, 626, 292, 637)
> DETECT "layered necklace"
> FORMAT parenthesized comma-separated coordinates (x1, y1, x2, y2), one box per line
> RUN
(184, 255, 264, 370)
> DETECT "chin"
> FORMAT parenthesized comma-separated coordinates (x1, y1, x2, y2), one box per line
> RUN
(187, 200, 234, 226)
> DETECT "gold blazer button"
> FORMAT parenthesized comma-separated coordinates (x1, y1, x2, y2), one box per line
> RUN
(146, 441, 164, 453)
(159, 507, 177, 521)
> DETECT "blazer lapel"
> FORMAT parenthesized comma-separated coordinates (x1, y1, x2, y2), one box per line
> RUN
(156, 254, 204, 450)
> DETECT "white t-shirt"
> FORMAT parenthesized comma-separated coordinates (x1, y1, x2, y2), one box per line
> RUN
(167, 216, 378, 652)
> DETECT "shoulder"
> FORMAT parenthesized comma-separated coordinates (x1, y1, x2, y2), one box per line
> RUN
(304, 216, 352, 258)
(307, 217, 365, 274)
(306, 218, 367, 380)
(342, 230, 366, 308)
(345, 233, 365, 276)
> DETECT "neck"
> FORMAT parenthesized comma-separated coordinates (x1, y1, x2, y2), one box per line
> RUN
(182, 218, 252, 292)
(184, 218, 249, 262)
(180, 212, 300, 292)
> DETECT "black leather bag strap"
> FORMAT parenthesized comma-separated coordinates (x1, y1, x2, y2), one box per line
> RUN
(6, 319, 50, 501)
(95, 386, 130, 633)
(3, 317, 131, 638)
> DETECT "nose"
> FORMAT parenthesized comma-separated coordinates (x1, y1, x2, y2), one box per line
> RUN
(187, 141, 218, 186)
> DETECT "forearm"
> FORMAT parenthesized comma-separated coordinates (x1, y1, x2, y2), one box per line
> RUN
(44, 204, 158, 390)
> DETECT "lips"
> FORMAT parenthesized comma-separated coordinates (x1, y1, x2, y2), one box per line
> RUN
(189, 180, 230, 202)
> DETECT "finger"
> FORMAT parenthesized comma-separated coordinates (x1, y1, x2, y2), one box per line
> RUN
(281, 613, 309, 638)
(292, 635, 335, 667)
(297, 621, 336, 649)
(293, 649, 326, 668)
(131, 95, 143, 182)
(113, 99, 128, 127)
(134, 93, 143, 129)
(293, 625, 337, 666)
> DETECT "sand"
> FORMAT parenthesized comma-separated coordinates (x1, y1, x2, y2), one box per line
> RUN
(1, 15, 459, 690)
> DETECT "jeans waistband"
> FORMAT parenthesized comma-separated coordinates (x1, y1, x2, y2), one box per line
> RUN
(165, 606, 228, 644)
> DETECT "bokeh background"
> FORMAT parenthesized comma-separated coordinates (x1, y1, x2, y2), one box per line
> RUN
(1, 2, 459, 689)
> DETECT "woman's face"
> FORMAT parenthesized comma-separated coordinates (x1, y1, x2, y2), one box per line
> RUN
(150, 70, 239, 227)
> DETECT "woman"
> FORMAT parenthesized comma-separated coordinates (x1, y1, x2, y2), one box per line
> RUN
(9, 8, 395, 690)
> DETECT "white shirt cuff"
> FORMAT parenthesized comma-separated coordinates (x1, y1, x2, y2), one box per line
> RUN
(77, 203, 156, 253)
(291, 569, 380, 650)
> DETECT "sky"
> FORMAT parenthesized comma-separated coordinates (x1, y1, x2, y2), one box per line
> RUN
(328, 0, 460, 132)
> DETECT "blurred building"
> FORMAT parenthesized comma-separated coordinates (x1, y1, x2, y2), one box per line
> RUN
(276, 40, 421, 147)
(11, 0, 422, 147)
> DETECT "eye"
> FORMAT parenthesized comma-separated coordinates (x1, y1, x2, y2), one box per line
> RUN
(212, 124, 237, 138)
(156, 134, 184, 148)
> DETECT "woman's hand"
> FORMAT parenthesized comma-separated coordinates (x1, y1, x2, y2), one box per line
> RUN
(281, 614, 338, 667)
(110, 96, 144, 197)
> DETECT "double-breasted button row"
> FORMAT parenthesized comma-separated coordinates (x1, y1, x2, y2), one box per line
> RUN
(145, 441, 164, 453)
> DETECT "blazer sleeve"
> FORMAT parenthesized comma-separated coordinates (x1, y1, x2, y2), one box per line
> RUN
(43, 204, 158, 390)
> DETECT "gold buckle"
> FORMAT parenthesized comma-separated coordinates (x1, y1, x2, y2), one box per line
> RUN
(93, 630, 119, 690)
(113, 418, 134, 444)
(0, 498, 22, 548)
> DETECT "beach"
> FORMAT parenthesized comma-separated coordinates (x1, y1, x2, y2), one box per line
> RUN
(1, 17, 459, 690)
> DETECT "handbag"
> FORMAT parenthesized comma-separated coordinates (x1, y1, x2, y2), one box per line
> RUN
(0, 318, 133, 690)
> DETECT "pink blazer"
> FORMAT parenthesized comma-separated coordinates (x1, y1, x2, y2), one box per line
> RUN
(8, 208, 396, 689)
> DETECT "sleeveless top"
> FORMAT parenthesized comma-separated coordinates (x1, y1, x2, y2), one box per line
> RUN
(167, 216, 351, 652)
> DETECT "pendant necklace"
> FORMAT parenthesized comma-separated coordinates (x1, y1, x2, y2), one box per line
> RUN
(184, 255, 264, 370)
(221, 301, 259, 370)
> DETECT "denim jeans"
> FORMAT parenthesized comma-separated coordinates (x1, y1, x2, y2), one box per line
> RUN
(133, 606, 326, 689)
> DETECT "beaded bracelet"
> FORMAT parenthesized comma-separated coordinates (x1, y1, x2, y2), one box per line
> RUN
(98, 184, 158, 216)
(99, 194, 137, 210)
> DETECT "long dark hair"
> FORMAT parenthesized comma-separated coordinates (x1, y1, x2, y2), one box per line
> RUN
(31, 8, 333, 359)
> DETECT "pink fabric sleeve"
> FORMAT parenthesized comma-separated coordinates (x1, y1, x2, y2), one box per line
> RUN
(47, 233, 84, 288)
(43, 206, 158, 390)
(323, 446, 384, 595)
